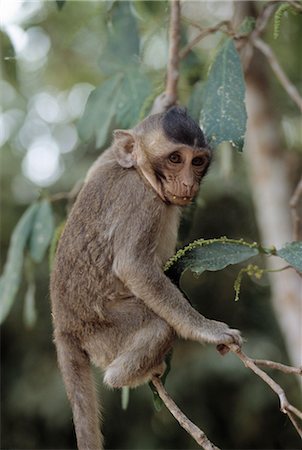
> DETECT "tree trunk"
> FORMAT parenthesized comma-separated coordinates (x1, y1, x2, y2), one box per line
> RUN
(234, 2, 302, 370)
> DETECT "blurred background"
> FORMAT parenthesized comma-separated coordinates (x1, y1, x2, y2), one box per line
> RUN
(1, 1, 301, 449)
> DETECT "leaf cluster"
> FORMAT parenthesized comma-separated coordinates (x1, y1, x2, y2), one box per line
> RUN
(164, 237, 302, 300)
(77, 2, 248, 152)
(0, 200, 54, 326)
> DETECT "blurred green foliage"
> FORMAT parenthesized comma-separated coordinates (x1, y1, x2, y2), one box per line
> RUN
(1, 1, 301, 449)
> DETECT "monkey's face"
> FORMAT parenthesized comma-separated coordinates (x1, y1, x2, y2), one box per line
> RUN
(151, 146, 211, 206)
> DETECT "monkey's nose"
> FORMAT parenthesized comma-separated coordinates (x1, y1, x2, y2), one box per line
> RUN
(182, 182, 193, 196)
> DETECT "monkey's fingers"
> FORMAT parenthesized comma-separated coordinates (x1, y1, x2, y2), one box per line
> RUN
(216, 329, 243, 355)
(216, 344, 230, 355)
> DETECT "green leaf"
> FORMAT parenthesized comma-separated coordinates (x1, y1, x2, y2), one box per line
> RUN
(77, 74, 123, 148)
(238, 16, 256, 34)
(116, 68, 152, 129)
(78, 69, 152, 148)
(187, 81, 205, 122)
(29, 200, 55, 263)
(277, 241, 302, 272)
(49, 221, 66, 271)
(56, 0, 66, 11)
(121, 386, 130, 410)
(0, 203, 40, 323)
(23, 281, 37, 329)
(101, 1, 140, 75)
(200, 39, 247, 151)
(165, 238, 259, 285)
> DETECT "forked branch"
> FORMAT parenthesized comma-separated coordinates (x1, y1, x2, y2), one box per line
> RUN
(228, 344, 302, 438)
(152, 342, 302, 447)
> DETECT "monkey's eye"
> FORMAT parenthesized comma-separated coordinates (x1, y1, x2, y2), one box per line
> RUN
(169, 152, 182, 164)
(192, 156, 205, 166)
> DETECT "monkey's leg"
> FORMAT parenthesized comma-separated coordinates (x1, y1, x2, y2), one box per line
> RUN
(54, 332, 103, 450)
(103, 317, 174, 388)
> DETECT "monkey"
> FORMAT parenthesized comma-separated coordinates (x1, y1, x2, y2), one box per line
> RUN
(50, 106, 242, 450)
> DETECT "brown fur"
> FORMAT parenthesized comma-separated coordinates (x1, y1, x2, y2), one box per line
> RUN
(50, 114, 242, 450)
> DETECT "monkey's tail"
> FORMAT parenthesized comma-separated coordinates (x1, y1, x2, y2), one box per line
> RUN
(54, 331, 103, 450)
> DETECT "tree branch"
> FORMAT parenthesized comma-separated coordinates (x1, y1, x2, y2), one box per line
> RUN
(152, 342, 302, 446)
(179, 21, 230, 60)
(290, 175, 302, 241)
(151, 376, 220, 450)
(150, 0, 181, 114)
(253, 358, 302, 375)
(251, 1, 278, 40)
(166, 0, 181, 102)
(253, 38, 302, 112)
(228, 344, 302, 438)
(286, 0, 302, 12)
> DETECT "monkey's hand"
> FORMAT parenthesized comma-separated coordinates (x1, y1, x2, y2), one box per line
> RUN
(198, 319, 242, 354)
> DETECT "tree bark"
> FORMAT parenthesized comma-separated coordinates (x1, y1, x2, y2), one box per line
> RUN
(234, 2, 302, 371)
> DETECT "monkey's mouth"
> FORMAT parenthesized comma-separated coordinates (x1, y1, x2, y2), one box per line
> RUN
(166, 191, 193, 205)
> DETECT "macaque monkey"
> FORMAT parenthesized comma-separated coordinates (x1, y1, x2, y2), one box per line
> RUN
(50, 106, 242, 450)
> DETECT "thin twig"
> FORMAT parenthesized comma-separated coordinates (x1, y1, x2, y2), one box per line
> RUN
(287, 411, 302, 439)
(151, 376, 220, 450)
(253, 38, 302, 112)
(235, 1, 277, 57)
(290, 175, 302, 240)
(251, 2, 279, 40)
(150, 0, 181, 114)
(253, 358, 302, 375)
(287, 0, 302, 12)
(166, 0, 181, 102)
(229, 344, 302, 437)
(180, 21, 230, 60)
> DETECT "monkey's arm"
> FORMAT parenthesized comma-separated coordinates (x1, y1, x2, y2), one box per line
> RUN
(112, 201, 241, 347)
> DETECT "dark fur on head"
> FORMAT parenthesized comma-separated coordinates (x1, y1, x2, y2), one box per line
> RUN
(133, 106, 208, 149)
(162, 106, 207, 149)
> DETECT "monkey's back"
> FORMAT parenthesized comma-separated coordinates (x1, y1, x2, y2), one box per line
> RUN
(50, 149, 167, 337)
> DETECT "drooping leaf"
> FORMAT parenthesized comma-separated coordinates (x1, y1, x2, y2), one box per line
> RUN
(23, 281, 37, 329)
(238, 16, 256, 34)
(200, 39, 247, 151)
(56, 0, 66, 11)
(106, 0, 117, 13)
(78, 69, 152, 148)
(77, 74, 123, 148)
(115, 68, 152, 129)
(0, 203, 39, 323)
(101, 1, 140, 74)
(29, 200, 55, 263)
(277, 241, 302, 272)
(164, 238, 259, 285)
(49, 221, 66, 270)
(187, 81, 205, 122)
(121, 386, 130, 410)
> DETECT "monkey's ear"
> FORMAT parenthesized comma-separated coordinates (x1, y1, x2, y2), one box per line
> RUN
(113, 130, 136, 168)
